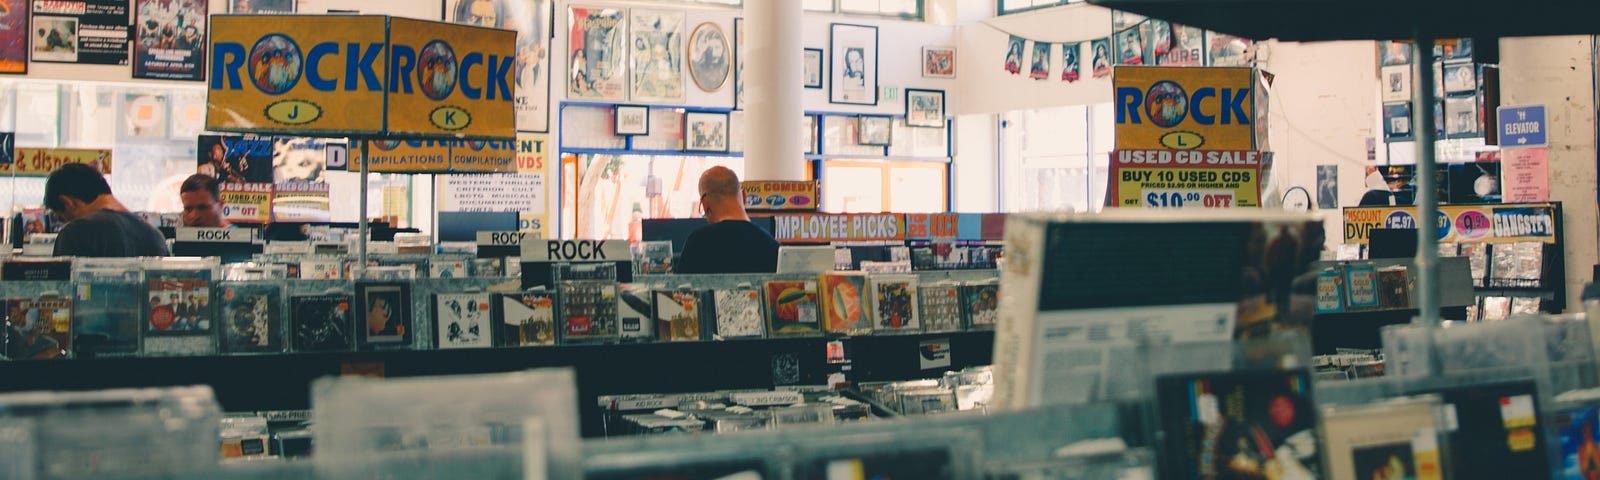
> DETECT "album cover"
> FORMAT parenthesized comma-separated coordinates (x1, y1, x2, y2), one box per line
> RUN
(764, 280, 821, 337)
(1445, 96, 1479, 137)
(1380, 65, 1412, 103)
(1316, 269, 1345, 313)
(1490, 244, 1518, 287)
(143, 269, 216, 356)
(299, 259, 343, 280)
(355, 282, 413, 350)
(1427, 381, 1548, 480)
(639, 240, 673, 274)
(558, 280, 620, 344)
(429, 259, 469, 279)
(1514, 242, 1545, 284)
(920, 283, 963, 333)
(1322, 396, 1442, 480)
(434, 292, 494, 349)
(1384, 102, 1413, 141)
(1377, 266, 1410, 309)
(819, 272, 870, 335)
(1443, 61, 1476, 94)
(712, 287, 765, 339)
(1511, 297, 1542, 316)
(73, 282, 143, 358)
(1157, 370, 1321, 480)
(471, 258, 504, 278)
(868, 275, 921, 334)
(653, 289, 705, 342)
(494, 292, 556, 347)
(616, 283, 655, 342)
(961, 281, 999, 330)
(361, 265, 416, 281)
(1461, 243, 1489, 286)
(4, 295, 72, 359)
(219, 283, 284, 354)
(1345, 265, 1379, 308)
(1481, 296, 1511, 322)
(290, 294, 353, 352)
(1556, 407, 1600, 480)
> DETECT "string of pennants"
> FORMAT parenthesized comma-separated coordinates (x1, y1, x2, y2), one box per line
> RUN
(990, 16, 1257, 82)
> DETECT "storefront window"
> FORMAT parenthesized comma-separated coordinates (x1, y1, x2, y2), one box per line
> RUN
(999, 103, 1112, 213)
(822, 159, 947, 213)
(569, 153, 744, 241)
(998, 0, 1075, 15)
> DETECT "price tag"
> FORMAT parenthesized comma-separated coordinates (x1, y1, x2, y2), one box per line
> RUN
(1143, 189, 1236, 208)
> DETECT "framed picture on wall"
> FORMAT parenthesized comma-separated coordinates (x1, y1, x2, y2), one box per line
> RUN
(614, 105, 650, 136)
(629, 9, 685, 103)
(803, 48, 824, 89)
(1380, 65, 1411, 103)
(829, 23, 878, 105)
(568, 6, 627, 102)
(922, 46, 954, 78)
(1442, 61, 1476, 94)
(684, 111, 729, 152)
(856, 115, 892, 146)
(904, 89, 944, 128)
(688, 21, 730, 93)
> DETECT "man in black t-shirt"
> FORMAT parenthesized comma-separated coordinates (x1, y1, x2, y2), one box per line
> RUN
(44, 163, 170, 258)
(675, 167, 779, 274)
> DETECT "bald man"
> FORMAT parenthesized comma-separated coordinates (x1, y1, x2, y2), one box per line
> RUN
(675, 167, 779, 274)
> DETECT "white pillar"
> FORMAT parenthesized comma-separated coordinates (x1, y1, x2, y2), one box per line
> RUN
(743, 0, 806, 181)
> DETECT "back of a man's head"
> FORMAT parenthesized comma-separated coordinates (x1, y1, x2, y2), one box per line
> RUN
(44, 163, 112, 212)
(698, 166, 741, 200)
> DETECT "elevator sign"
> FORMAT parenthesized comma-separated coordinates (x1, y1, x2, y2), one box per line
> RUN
(1497, 105, 1547, 148)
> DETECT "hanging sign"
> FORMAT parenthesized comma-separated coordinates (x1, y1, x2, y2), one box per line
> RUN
(742, 181, 819, 212)
(448, 138, 517, 173)
(219, 182, 273, 223)
(385, 18, 517, 138)
(11, 148, 112, 176)
(1110, 150, 1266, 208)
(1114, 66, 1260, 150)
(1496, 105, 1547, 148)
(1342, 203, 1559, 245)
(770, 213, 905, 244)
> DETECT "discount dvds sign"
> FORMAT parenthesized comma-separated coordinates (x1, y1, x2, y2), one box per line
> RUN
(207, 15, 516, 138)
(1110, 150, 1267, 208)
(1341, 203, 1559, 244)
(1114, 66, 1263, 150)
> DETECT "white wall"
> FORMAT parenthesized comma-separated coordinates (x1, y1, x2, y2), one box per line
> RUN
(952, 113, 997, 212)
(952, 3, 1110, 116)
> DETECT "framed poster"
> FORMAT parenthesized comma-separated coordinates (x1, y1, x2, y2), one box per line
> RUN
(228, 0, 295, 13)
(0, 0, 27, 73)
(1383, 102, 1413, 142)
(688, 21, 729, 93)
(684, 111, 728, 152)
(32, 0, 129, 65)
(447, 0, 552, 132)
(1445, 96, 1479, 137)
(733, 18, 744, 109)
(1090, 38, 1111, 78)
(1381, 65, 1412, 103)
(922, 46, 953, 78)
(614, 105, 649, 135)
(905, 89, 944, 128)
(629, 9, 684, 103)
(1443, 61, 1476, 94)
(1380, 41, 1412, 66)
(133, 0, 207, 81)
(829, 23, 878, 106)
(856, 115, 891, 146)
(803, 48, 823, 89)
(568, 6, 626, 101)
(1208, 32, 1251, 67)
(1028, 41, 1050, 80)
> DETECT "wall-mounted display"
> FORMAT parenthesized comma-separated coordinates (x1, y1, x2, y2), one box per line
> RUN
(733, 18, 744, 109)
(856, 115, 892, 146)
(1090, 38, 1111, 78)
(447, 0, 552, 133)
(1381, 65, 1412, 103)
(1443, 61, 1476, 94)
(1059, 42, 1079, 82)
(905, 89, 944, 128)
(614, 105, 649, 135)
(568, 6, 626, 101)
(1380, 41, 1412, 66)
(684, 111, 729, 152)
(923, 46, 954, 78)
(1383, 102, 1413, 141)
(1027, 41, 1050, 80)
(629, 9, 684, 103)
(32, 0, 129, 65)
(803, 48, 823, 89)
(0, 0, 27, 73)
(133, 0, 207, 81)
(830, 23, 878, 105)
(1445, 96, 1479, 137)
(688, 21, 730, 92)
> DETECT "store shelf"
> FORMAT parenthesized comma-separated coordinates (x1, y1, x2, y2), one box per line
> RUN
(0, 331, 994, 437)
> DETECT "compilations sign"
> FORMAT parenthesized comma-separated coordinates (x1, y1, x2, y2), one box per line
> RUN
(207, 15, 515, 138)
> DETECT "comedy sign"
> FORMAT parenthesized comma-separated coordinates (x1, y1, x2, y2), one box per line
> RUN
(1111, 150, 1266, 208)
(742, 181, 818, 212)
(1114, 66, 1260, 150)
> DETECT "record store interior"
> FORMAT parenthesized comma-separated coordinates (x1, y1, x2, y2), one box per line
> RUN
(6, 0, 1600, 478)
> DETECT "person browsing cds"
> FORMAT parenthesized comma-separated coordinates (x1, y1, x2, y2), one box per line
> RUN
(44, 163, 170, 258)
(179, 174, 231, 228)
(675, 167, 779, 274)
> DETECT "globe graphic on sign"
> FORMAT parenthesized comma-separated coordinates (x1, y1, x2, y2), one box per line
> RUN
(1144, 81, 1189, 128)
(373, 140, 402, 151)
(248, 34, 303, 95)
(417, 41, 460, 101)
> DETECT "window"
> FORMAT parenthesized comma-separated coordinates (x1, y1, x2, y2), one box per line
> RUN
(567, 153, 745, 241)
(999, 103, 1113, 213)
(998, 0, 1075, 15)
(808, 0, 923, 20)
(821, 159, 947, 213)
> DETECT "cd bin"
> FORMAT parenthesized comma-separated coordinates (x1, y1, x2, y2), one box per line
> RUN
(0, 385, 221, 478)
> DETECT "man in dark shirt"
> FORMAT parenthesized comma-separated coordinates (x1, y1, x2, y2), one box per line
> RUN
(44, 163, 170, 258)
(675, 167, 779, 274)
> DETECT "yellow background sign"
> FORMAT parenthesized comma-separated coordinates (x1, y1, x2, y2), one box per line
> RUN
(11, 148, 113, 176)
(1110, 150, 1265, 208)
(386, 18, 517, 138)
(220, 183, 274, 223)
(516, 133, 552, 237)
(356, 139, 452, 173)
(207, 15, 389, 135)
(1342, 203, 1559, 245)
(1114, 66, 1258, 150)
(449, 139, 517, 173)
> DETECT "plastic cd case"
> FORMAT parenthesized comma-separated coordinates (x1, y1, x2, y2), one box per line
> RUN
(1377, 266, 1410, 309)
(4, 294, 72, 359)
(616, 283, 656, 342)
(764, 280, 821, 337)
(429, 257, 470, 279)
(298, 258, 343, 280)
(638, 240, 673, 274)
(920, 282, 964, 333)
(354, 282, 414, 350)
(218, 282, 285, 354)
(867, 274, 921, 334)
(471, 257, 504, 278)
(556, 263, 621, 344)
(290, 293, 354, 352)
(143, 269, 217, 356)
(961, 280, 998, 330)
(494, 291, 556, 347)
(1321, 396, 1443, 480)
(819, 272, 870, 335)
(712, 286, 766, 340)
(73, 280, 143, 358)
(1156, 369, 1322, 480)
(433, 292, 494, 349)
(653, 288, 706, 342)
(1316, 268, 1346, 313)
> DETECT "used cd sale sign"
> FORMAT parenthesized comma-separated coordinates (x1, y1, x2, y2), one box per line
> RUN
(1111, 150, 1267, 208)
(1114, 66, 1260, 151)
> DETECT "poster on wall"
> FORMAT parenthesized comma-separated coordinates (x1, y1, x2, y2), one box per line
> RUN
(446, 0, 551, 133)
(1159, 23, 1204, 66)
(0, 0, 27, 73)
(197, 134, 275, 184)
(1143, 19, 1171, 63)
(567, 6, 626, 102)
(1114, 24, 1143, 65)
(132, 0, 206, 81)
(1208, 32, 1251, 67)
(228, 0, 294, 13)
(1090, 38, 1110, 78)
(688, 22, 729, 93)
(273, 137, 328, 184)
(32, 0, 129, 65)
(1003, 35, 1023, 75)
(628, 9, 684, 103)
(1316, 165, 1338, 209)
(829, 23, 877, 106)
(1059, 42, 1079, 82)
(1027, 41, 1049, 80)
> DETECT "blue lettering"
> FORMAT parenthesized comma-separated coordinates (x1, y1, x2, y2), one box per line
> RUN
(349, 43, 385, 92)
(305, 43, 340, 91)
(1223, 88, 1251, 125)
(212, 43, 246, 89)
(288, 105, 301, 119)
(487, 55, 514, 101)
(1116, 87, 1142, 124)
(389, 45, 416, 94)
(460, 52, 484, 100)
(1190, 87, 1216, 125)
(443, 111, 458, 125)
